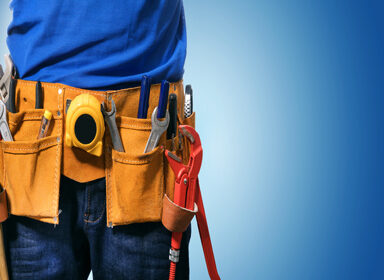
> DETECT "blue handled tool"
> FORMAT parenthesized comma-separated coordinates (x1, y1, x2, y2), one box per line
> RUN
(137, 75, 151, 119)
(157, 80, 169, 119)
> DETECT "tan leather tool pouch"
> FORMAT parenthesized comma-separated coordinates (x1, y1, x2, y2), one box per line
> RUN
(106, 85, 196, 227)
(161, 112, 196, 232)
(1, 109, 62, 222)
(108, 115, 166, 226)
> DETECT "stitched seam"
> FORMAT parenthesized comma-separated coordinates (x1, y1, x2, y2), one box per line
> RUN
(53, 137, 59, 221)
(52, 90, 62, 222)
(119, 125, 152, 130)
(107, 145, 112, 226)
(65, 88, 106, 97)
(160, 151, 165, 213)
(17, 80, 61, 89)
(86, 185, 91, 219)
(110, 91, 139, 97)
(112, 157, 152, 164)
(2, 148, 5, 192)
(109, 82, 179, 97)
(3, 141, 58, 152)
(84, 201, 106, 224)
(17, 80, 107, 97)
(8, 116, 60, 124)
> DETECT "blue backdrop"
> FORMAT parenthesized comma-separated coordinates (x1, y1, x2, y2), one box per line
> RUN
(1, 1, 384, 279)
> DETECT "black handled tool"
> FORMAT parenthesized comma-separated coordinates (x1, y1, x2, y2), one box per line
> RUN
(167, 94, 177, 140)
(6, 77, 16, 113)
(35, 81, 43, 109)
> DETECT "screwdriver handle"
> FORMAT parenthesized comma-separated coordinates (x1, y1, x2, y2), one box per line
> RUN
(167, 94, 177, 140)
(35, 81, 43, 109)
(158, 80, 169, 119)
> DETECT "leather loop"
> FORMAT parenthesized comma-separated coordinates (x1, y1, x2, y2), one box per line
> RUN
(0, 188, 8, 223)
(162, 194, 197, 233)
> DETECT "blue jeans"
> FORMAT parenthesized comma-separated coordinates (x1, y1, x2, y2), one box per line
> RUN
(3, 176, 191, 280)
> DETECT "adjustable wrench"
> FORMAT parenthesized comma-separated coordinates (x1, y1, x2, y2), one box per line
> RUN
(101, 100, 124, 152)
(0, 100, 13, 141)
(144, 107, 170, 153)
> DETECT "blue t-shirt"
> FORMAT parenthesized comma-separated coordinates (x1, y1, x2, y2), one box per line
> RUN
(7, 0, 186, 90)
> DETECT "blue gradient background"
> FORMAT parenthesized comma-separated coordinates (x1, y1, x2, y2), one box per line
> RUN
(1, 1, 384, 279)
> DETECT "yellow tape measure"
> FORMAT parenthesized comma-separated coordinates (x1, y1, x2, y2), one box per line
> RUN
(65, 94, 105, 156)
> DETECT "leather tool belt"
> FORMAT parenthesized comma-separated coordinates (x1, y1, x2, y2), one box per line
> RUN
(0, 79, 195, 227)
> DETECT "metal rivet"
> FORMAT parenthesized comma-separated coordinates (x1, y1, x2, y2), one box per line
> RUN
(57, 111, 61, 116)
(184, 179, 188, 185)
(58, 89, 63, 95)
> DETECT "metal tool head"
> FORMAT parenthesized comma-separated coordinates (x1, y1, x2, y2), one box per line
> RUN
(0, 99, 5, 118)
(151, 107, 170, 129)
(0, 99, 13, 141)
(179, 125, 203, 177)
(165, 125, 203, 180)
(101, 99, 116, 117)
(0, 55, 15, 103)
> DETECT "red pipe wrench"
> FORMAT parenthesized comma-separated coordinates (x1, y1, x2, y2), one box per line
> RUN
(165, 125, 220, 280)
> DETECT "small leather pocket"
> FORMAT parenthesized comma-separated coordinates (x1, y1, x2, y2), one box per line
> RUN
(162, 194, 197, 232)
(1, 110, 62, 221)
(107, 116, 166, 226)
(161, 112, 197, 229)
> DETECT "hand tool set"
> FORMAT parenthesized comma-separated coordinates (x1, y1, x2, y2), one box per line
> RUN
(0, 66, 194, 154)
(0, 57, 220, 279)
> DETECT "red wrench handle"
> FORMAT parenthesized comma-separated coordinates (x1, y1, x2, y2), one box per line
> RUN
(195, 179, 220, 280)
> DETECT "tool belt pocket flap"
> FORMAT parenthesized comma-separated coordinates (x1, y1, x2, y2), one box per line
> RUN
(2, 110, 62, 219)
(109, 116, 165, 225)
